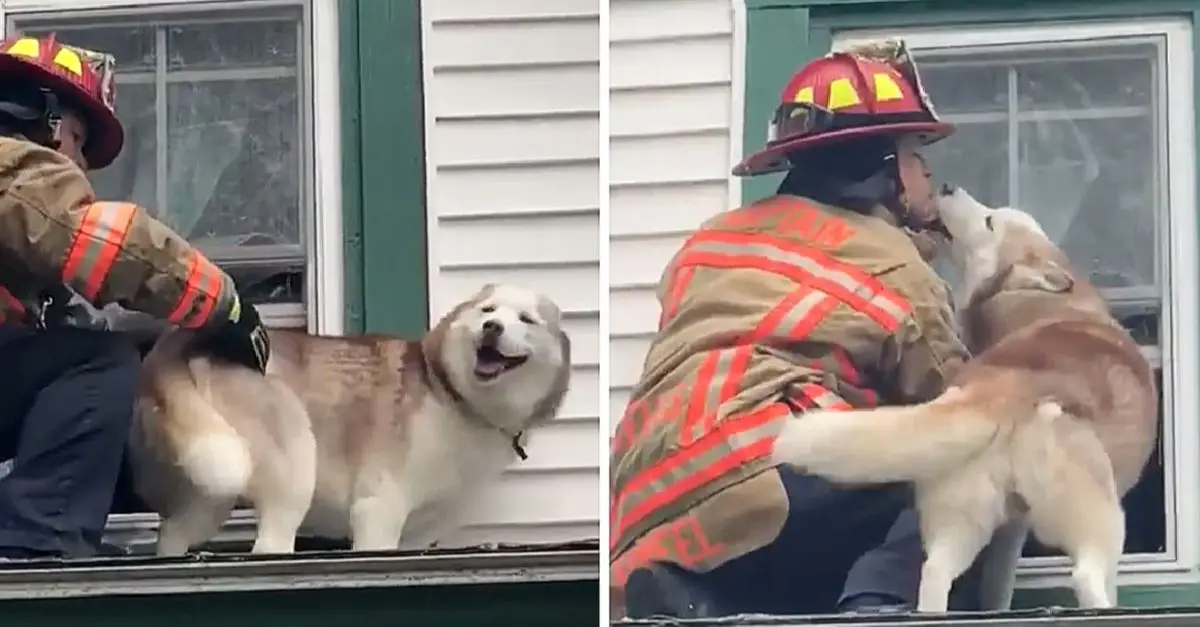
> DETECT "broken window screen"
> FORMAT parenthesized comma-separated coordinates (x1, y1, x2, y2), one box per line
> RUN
(18, 10, 308, 306)
(919, 39, 1167, 556)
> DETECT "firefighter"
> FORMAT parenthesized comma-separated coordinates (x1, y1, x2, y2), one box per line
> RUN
(611, 40, 976, 617)
(0, 34, 269, 559)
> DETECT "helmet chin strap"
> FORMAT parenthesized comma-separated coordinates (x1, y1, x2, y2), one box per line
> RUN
(836, 152, 922, 229)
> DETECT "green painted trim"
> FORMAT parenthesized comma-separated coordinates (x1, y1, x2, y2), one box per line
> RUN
(0, 581, 599, 626)
(747, 0, 920, 8)
(740, 7, 827, 203)
(1016, 583, 1200, 608)
(812, 0, 1198, 29)
(338, 0, 365, 334)
(356, 0, 430, 335)
(339, 0, 430, 336)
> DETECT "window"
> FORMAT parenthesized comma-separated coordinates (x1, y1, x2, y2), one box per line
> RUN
(837, 18, 1199, 581)
(919, 40, 1171, 565)
(8, 2, 317, 552)
(11, 4, 312, 328)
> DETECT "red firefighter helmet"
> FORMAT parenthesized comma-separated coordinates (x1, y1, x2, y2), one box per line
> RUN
(734, 39, 954, 177)
(0, 34, 123, 169)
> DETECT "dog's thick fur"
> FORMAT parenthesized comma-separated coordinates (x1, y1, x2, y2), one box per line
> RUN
(771, 186, 1157, 611)
(130, 283, 571, 555)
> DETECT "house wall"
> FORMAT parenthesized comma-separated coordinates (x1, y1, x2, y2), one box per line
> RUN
(419, 0, 602, 547)
(608, 0, 741, 433)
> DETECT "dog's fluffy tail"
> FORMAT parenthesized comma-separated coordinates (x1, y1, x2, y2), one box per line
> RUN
(771, 386, 1003, 483)
(160, 358, 253, 500)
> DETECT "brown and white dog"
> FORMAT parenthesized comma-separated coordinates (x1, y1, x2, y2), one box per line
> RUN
(771, 186, 1157, 612)
(130, 283, 572, 555)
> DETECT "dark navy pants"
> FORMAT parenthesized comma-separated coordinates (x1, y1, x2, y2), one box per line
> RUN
(0, 326, 139, 558)
(624, 466, 983, 617)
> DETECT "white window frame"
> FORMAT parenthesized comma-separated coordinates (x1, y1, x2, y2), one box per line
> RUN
(1, 0, 346, 551)
(835, 18, 1199, 588)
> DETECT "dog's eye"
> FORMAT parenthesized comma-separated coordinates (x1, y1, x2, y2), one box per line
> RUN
(519, 313, 537, 325)
(481, 305, 496, 314)
(984, 215, 994, 231)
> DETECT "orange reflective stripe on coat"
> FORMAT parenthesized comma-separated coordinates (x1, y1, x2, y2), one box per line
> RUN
(680, 345, 754, 446)
(166, 251, 226, 328)
(61, 201, 137, 301)
(0, 284, 24, 324)
(677, 230, 911, 332)
(743, 283, 840, 345)
(659, 265, 696, 330)
(790, 382, 853, 411)
(611, 402, 793, 548)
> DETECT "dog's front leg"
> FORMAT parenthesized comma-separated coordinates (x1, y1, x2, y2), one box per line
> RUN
(399, 497, 469, 550)
(349, 483, 411, 552)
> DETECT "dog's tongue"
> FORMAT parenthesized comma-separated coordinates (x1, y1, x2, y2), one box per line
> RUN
(476, 361, 505, 376)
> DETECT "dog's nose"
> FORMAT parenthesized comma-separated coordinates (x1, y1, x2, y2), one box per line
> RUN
(939, 183, 957, 196)
(482, 319, 504, 336)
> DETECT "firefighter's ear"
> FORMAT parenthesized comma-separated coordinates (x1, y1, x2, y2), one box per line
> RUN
(1007, 261, 1073, 293)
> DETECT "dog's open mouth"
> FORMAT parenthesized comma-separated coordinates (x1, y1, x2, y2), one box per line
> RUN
(474, 345, 530, 380)
(928, 218, 953, 241)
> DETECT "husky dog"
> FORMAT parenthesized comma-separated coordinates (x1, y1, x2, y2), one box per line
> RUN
(772, 186, 1157, 611)
(131, 283, 572, 555)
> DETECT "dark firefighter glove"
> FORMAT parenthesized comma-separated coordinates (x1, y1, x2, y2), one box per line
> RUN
(190, 297, 271, 374)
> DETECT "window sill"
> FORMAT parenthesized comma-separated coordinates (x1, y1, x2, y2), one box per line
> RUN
(1016, 560, 1200, 593)
(0, 542, 599, 600)
(614, 607, 1200, 627)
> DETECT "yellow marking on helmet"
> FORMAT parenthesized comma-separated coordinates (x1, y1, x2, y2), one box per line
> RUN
(873, 73, 904, 102)
(826, 78, 861, 110)
(52, 47, 82, 75)
(6, 38, 39, 59)
(793, 87, 814, 104)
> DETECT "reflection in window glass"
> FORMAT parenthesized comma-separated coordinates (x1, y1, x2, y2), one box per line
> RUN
(919, 41, 1166, 557)
(923, 43, 1158, 304)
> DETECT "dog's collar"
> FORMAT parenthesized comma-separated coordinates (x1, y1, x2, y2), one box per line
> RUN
(420, 347, 531, 462)
(509, 432, 528, 460)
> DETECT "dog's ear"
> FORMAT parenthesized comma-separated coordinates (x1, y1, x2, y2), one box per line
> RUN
(1008, 261, 1074, 293)
(477, 283, 499, 300)
(558, 329, 572, 367)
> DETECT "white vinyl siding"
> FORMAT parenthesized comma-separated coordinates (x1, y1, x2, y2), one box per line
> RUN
(420, 0, 601, 547)
(608, 0, 739, 435)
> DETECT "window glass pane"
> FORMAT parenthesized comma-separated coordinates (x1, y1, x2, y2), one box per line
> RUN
(1016, 53, 1154, 111)
(25, 25, 155, 71)
(166, 20, 298, 70)
(920, 63, 1009, 114)
(923, 121, 1009, 206)
(1018, 116, 1155, 289)
(89, 83, 157, 211)
(920, 43, 1160, 302)
(166, 78, 301, 250)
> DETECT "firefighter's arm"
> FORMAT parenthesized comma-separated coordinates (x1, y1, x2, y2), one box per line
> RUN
(0, 142, 238, 329)
(879, 264, 970, 404)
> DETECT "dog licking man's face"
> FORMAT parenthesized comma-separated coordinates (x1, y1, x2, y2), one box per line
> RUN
(935, 184, 1051, 299)
(452, 284, 567, 387)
